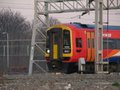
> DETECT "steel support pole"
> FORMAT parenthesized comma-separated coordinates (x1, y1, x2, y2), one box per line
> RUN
(95, 0, 103, 73)
(28, 0, 49, 75)
(2, 32, 9, 74)
(6, 33, 9, 73)
(99, 0, 103, 72)
(45, 2, 49, 28)
(45, 2, 49, 71)
(28, 0, 38, 75)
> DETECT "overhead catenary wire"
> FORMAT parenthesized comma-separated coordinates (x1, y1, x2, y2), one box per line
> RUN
(67, 12, 120, 19)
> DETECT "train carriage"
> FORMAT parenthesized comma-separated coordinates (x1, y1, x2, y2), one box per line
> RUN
(45, 23, 120, 73)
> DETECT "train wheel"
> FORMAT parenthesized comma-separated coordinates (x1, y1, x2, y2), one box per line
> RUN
(85, 62, 95, 74)
(109, 63, 120, 72)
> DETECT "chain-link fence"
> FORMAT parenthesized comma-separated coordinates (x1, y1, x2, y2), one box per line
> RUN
(0, 40, 47, 76)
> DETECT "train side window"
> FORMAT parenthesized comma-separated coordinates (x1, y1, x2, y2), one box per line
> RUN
(76, 38, 82, 48)
(87, 39, 90, 48)
(92, 39, 94, 48)
(103, 39, 116, 49)
(116, 39, 120, 49)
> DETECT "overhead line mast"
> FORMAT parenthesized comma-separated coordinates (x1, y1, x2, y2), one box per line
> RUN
(95, 0, 108, 74)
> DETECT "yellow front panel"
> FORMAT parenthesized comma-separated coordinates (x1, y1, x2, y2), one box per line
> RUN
(53, 44, 58, 59)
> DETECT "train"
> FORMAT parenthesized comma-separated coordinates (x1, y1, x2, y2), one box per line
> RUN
(45, 22, 120, 73)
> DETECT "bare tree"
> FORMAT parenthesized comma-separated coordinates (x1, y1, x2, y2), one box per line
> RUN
(0, 9, 32, 40)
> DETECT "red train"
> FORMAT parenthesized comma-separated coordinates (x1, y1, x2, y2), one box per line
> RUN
(45, 22, 120, 73)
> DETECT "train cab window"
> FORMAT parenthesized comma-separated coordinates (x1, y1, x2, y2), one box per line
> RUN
(53, 32, 58, 44)
(76, 38, 82, 48)
(63, 30, 71, 48)
(46, 32, 50, 49)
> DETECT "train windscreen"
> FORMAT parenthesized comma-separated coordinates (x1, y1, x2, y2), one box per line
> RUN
(63, 30, 71, 53)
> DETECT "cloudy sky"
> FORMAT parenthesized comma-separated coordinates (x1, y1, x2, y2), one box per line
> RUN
(0, 0, 120, 26)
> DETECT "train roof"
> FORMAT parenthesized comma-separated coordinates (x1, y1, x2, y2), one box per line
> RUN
(69, 22, 120, 30)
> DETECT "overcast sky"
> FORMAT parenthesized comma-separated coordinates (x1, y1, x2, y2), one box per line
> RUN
(0, 0, 34, 21)
(0, 0, 120, 26)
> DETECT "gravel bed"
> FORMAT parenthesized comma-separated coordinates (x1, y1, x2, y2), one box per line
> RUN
(0, 73, 120, 90)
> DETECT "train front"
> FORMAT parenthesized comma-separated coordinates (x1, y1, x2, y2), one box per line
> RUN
(45, 24, 73, 72)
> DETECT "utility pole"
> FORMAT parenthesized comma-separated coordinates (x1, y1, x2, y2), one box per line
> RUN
(2, 32, 9, 74)
(6, 33, 9, 73)
(28, 0, 38, 75)
(45, 2, 49, 27)
(95, 0, 108, 73)
(28, 0, 48, 75)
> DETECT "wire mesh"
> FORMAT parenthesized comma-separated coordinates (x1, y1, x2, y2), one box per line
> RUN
(0, 40, 47, 75)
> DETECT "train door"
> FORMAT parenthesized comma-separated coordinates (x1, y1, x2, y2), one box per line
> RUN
(86, 31, 95, 62)
(47, 28, 62, 61)
(86, 31, 95, 73)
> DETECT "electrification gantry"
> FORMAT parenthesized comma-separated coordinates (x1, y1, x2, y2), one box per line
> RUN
(29, 0, 120, 75)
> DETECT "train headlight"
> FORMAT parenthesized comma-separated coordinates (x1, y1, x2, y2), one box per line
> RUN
(46, 49, 50, 53)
